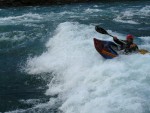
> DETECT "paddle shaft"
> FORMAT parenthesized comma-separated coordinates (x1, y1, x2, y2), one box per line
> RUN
(108, 34, 114, 38)
(95, 26, 126, 44)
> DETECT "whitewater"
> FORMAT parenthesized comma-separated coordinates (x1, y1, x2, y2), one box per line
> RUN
(0, 1, 150, 113)
(25, 22, 150, 113)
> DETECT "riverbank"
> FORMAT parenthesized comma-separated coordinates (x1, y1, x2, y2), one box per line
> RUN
(0, 0, 143, 7)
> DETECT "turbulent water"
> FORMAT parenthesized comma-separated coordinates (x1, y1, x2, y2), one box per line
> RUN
(0, 1, 150, 113)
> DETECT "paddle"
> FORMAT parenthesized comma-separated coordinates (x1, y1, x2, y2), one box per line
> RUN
(95, 26, 114, 38)
(95, 25, 150, 54)
(95, 25, 126, 44)
(139, 49, 150, 54)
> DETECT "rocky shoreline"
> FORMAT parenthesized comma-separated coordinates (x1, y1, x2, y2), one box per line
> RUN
(0, 0, 143, 7)
(0, 0, 89, 7)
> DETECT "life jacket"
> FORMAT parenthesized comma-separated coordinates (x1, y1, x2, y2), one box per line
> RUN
(113, 39, 138, 53)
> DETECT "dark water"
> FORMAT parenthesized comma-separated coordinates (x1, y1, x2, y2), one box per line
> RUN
(0, 1, 150, 113)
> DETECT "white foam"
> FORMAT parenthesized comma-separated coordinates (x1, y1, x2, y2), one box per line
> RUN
(139, 36, 150, 43)
(0, 31, 26, 42)
(122, 10, 134, 17)
(138, 36, 150, 50)
(84, 8, 102, 13)
(113, 5, 150, 24)
(0, 13, 43, 25)
(113, 10, 139, 24)
(26, 22, 150, 113)
(113, 17, 139, 24)
(139, 5, 150, 16)
(93, 5, 98, 8)
(19, 99, 41, 105)
(59, 11, 74, 15)
(6, 98, 58, 113)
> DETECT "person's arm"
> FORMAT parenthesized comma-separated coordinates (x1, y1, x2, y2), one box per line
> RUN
(113, 37, 125, 46)
(130, 44, 139, 51)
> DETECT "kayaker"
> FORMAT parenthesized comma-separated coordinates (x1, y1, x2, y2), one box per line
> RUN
(113, 34, 139, 53)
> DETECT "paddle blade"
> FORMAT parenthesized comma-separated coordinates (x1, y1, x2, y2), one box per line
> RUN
(139, 49, 150, 54)
(95, 26, 108, 34)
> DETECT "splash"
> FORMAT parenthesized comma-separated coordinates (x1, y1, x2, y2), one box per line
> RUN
(26, 22, 150, 113)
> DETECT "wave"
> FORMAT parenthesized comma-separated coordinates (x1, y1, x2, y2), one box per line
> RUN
(113, 5, 150, 24)
(0, 31, 26, 42)
(139, 5, 150, 16)
(0, 13, 43, 25)
(25, 22, 150, 113)
(113, 17, 139, 24)
(84, 8, 102, 13)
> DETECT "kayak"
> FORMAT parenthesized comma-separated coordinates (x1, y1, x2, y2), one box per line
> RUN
(94, 38, 150, 59)
(93, 38, 118, 59)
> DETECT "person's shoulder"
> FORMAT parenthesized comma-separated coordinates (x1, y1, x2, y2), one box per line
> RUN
(133, 43, 138, 46)
(133, 43, 139, 49)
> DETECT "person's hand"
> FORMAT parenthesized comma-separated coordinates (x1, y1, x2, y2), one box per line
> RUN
(130, 44, 136, 48)
(113, 36, 117, 40)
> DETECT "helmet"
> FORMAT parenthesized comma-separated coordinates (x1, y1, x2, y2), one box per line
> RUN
(126, 34, 134, 40)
